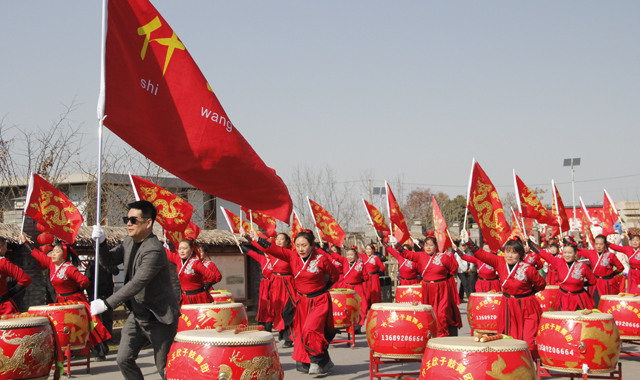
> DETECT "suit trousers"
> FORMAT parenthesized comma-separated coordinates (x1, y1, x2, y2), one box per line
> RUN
(117, 313, 178, 380)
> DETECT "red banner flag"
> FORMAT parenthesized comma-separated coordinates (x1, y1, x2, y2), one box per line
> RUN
(25, 174, 84, 243)
(100, 0, 292, 221)
(291, 210, 304, 239)
(508, 207, 526, 241)
(580, 197, 595, 248)
(432, 196, 452, 252)
(219, 207, 252, 235)
(307, 198, 346, 247)
(386, 182, 411, 245)
(602, 189, 619, 236)
(362, 199, 389, 233)
(466, 160, 511, 252)
(513, 171, 557, 226)
(243, 209, 277, 238)
(130, 174, 193, 232)
(551, 180, 571, 234)
(165, 221, 201, 248)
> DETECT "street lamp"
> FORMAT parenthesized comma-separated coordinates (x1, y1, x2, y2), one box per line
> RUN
(563, 157, 581, 232)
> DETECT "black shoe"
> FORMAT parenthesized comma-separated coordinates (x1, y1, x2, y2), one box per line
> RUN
(296, 361, 310, 373)
(354, 326, 362, 335)
(282, 341, 293, 348)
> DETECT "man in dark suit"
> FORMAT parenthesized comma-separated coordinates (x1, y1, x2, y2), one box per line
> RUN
(90, 200, 180, 380)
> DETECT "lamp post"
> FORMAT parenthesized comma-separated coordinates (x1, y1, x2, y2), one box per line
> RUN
(563, 157, 581, 232)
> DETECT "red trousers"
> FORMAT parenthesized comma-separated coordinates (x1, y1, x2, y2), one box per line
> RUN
(497, 294, 542, 355)
(422, 280, 462, 337)
(291, 292, 334, 364)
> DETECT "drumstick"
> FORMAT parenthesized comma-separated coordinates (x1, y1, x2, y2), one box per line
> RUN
(215, 324, 246, 332)
(474, 333, 484, 342)
(212, 300, 233, 305)
(480, 334, 504, 343)
(234, 325, 265, 334)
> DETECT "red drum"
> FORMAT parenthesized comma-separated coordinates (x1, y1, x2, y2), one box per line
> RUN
(467, 292, 502, 334)
(166, 329, 283, 380)
(598, 294, 640, 340)
(535, 285, 560, 312)
(394, 285, 423, 304)
(0, 316, 55, 380)
(29, 303, 89, 349)
(419, 337, 535, 380)
(178, 302, 248, 332)
(365, 303, 438, 359)
(210, 290, 235, 303)
(537, 311, 621, 374)
(329, 289, 360, 328)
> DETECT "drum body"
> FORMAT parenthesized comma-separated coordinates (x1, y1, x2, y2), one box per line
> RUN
(178, 303, 248, 332)
(0, 316, 55, 380)
(535, 285, 560, 312)
(419, 337, 535, 380)
(365, 303, 438, 359)
(598, 295, 640, 340)
(467, 292, 502, 334)
(394, 285, 423, 304)
(210, 290, 235, 303)
(329, 289, 360, 328)
(29, 303, 89, 349)
(166, 330, 283, 380)
(537, 311, 620, 373)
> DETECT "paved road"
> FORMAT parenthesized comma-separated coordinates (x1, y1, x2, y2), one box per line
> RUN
(62, 302, 640, 379)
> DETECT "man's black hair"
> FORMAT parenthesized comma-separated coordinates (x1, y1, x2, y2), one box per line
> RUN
(128, 200, 157, 223)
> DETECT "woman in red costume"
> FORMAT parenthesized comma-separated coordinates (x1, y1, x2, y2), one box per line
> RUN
(165, 239, 221, 304)
(250, 229, 340, 375)
(384, 241, 419, 285)
(0, 236, 32, 314)
(467, 237, 546, 356)
(328, 245, 345, 289)
(456, 242, 501, 292)
(239, 244, 274, 331)
(577, 234, 624, 305)
(537, 241, 595, 310)
(544, 243, 561, 285)
(609, 234, 640, 293)
(361, 244, 385, 306)
(397, 232, 462, 337)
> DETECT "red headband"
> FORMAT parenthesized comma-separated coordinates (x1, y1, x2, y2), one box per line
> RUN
(426, 230, 435, 238)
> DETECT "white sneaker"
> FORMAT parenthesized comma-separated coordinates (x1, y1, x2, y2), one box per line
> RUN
(308, 363, 322, 374)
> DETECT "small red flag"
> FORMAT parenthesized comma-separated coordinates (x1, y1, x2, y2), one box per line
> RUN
(580, 197, 595, 248)
(25, 174, 84, 243)
(220, 207, 252, 235)
(101, 0, 292, 221)
(291, 210, 304, 240)
(307, 198, 346, 247)
(386, 182, 411, 245)
(243, 209, 277, 238)
(432, 196, 452, 252)
(602, 189, 619, 236)
(466, 160, 511, 252)
(508, 207, 526, 241)
(130, 174, 193, 232)
(165, 221, 201, 248)
(551, 180, 571, 234)
(513, 172, 557, 226)
(362, 199, 389, 232)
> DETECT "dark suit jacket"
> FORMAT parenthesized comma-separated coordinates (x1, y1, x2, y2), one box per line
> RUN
(99, 233, 180, 325)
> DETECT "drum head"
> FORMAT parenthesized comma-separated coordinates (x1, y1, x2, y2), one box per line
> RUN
(541, 311, 615, 321)
(29, 304, 85, 311)
(330, 289, 356, 295)
(543, 285, 560, 290)
(396, 285, 421, 289)
(470, 292, 503, 298)
(370, 302, 433, 312)
(174, 329, 274, 345)
(0, 316, 51, 328)
(181, 302, 244, 311)
(600, 294, 640, 302)
(427, 337, 530, 352)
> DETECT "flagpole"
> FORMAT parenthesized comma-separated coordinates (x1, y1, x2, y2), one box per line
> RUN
(385, 182, 393, 237)
(462, 159, 475, 234)
(306, 197, 324, 245)
(21, 172, 34, 236)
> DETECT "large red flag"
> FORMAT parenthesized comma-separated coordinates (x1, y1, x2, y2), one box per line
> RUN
(307, 198, 346, 247)
(432, 196, 452, 252)
(291, 210, 304, 239)
(25, 174, 84, 244)
(386, 182, 411, 245)
(466, 160, 511, 252)
(580, 197, 595, 248)
(219, 207, 252, 235)
(243, 209, 277, 238)
(513, 171, 557, 226)
(602, 189, 619, 236)
(551, 180, 571, 234)
(362, 199, 389, 233)
(100, 0, 292, 221)
(130, 174, 193, 232)
(165, 221, 201, 248)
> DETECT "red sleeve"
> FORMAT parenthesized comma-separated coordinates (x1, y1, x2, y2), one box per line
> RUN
(68, 266, 90, 288)
(1, 260, 32, 287)
(29, 248, 52, 270)
(473, 248, 502, 269)
(387, 246, 402, 262)
(324, 256, 340, 283)
(199, 261, 222, 284)
(331, 252, 349, 268)
(610, 253, 625, 272)
(460, 254, 478, 265)
(530, 266, 546, 292)
(251, 240, 268, 253)
(246, 249, 265, 265)
(609, 244, 634, 257)
(443, 254, 458, 273)
(584, 266, 597, 287)
(362, 266, 370, 282)
(165, 248, 180, 266)
(538, 250, 560, 269)
(265, 244, 296, 263)
(399, 249, 422, 262)
(376, 256, 385, 272)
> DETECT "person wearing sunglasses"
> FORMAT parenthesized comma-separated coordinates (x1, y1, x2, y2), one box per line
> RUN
(90, 200, 180, 380)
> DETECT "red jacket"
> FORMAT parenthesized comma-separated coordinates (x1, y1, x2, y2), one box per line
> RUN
(539, 250, 596, 292)
(265, 245, 339, 295)
(0, 257, 32, 295)
(166, 249, 221, 291)
(474, 249, 546, 296)
(387, 247, 419, 280)
(399, 250, 456, 282)
(30, 248, 89, 294)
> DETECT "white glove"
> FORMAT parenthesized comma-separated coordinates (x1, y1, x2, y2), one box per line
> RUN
(92, 225, 106, 244)
(90, 299, 108, 316)
(460, 230, 469, 243)
(389, 236, 398, 245)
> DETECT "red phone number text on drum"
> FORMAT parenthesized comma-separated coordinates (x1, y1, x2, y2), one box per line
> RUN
(615, 320, 640, 329)
(380, 334, 425, 343)
(537, 343, 574, 357)
(381, 314, 425, 329)
(604, 304, 640, 319)
(421, 356, 473, 379)
(475, 299, 500, 310)
(538, 323, 574, 342)
(167, 347, 210, 373)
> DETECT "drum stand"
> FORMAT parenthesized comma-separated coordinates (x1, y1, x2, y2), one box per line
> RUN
(536, 360, 622, 380)
(619, 339, 640, 358)
(368, 350, 421, 380)
(331, 323, 356, 348)
(61, 345, 91, 377)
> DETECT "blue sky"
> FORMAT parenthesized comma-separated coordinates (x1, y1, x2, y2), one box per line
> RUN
(1, 1, 639, 208)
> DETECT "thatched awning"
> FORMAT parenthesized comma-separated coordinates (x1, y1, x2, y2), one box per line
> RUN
(74, 226, 247, 247)
(0, 224, 33, 244)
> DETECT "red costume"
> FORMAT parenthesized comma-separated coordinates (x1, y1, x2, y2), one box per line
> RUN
(165, 249, 221, 304)
(524, 250, 544, 270)
(326, 252, 369, 325)
(609, 244, 640, 293)
(246, 249, 273, 324)
(265, 245, 340, 365)
(474, 248, 546, 354)
(445, 250, 461, 305)
(544, 254, 560, 285)
(460, 253, 501, 292)
(386, 246, 419, 285)
(329, 253, 345, 289)
(0, 257, 32, 315)
(538, 250, 596, 311)
(399, 248, 462, 337)
(360, 254, 385, 306)
(578, 249, 624, 299)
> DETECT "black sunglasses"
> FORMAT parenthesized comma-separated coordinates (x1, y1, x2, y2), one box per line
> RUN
(122, 216, 148, 225)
